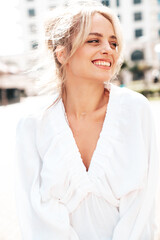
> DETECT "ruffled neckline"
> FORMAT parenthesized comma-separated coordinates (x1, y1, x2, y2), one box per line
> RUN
(38, 83, 147, 212)
(59, 83, 114, 174)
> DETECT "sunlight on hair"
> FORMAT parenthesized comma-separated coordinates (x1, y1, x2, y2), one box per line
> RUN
(33, 0, 124, 97)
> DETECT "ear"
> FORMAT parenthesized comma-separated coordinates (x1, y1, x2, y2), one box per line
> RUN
(55, 45, 66, 64)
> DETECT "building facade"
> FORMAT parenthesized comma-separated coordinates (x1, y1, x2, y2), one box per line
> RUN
(10, 0, 160, 82)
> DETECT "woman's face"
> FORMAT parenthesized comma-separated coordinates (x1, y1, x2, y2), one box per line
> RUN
(65, 13, 119, 84)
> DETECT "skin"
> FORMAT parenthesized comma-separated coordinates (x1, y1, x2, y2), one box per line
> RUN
(56, 13, 119, 171)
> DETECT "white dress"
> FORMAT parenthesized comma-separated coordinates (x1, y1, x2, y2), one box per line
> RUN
(15, 84, 160, 240)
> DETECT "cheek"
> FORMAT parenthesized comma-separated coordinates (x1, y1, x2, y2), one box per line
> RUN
(112, 56, 120, 75)
(69, 49, 85, 66)
(113, 50, 119, 61)
(75, 48, 90, 61)
(113, 53, 119, 68)
(69, 51, 90, 69)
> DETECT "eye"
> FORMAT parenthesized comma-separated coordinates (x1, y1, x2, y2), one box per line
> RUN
(87, 39, 99, 43)
(110, 42, 119, 49)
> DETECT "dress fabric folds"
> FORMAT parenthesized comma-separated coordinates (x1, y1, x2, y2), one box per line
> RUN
(15, 84, 160, 240)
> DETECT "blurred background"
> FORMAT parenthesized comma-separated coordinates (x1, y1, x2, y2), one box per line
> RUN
(0, 0, 160, 239)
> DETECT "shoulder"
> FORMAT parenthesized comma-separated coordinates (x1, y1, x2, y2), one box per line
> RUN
(16, 102, 52, 142)
(16, 96, 63, 144)
(16, 112, 42, 136)
(111, 84, 151, 112)
(16, 93, 61, 133)
(112, 84, 148, 103)
(109, 84, 154, 131)
(16, 113, 41, 148)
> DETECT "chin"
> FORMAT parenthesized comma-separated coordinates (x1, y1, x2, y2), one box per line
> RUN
(95, 73, 113, 82)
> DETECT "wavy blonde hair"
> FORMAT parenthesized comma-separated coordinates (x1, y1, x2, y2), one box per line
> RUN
(41, 0, 124, 96)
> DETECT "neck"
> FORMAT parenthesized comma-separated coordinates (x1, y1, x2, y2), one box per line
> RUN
(62, 80, 109, 120)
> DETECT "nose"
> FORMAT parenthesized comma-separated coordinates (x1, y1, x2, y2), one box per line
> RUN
(100, 42, 112, 54)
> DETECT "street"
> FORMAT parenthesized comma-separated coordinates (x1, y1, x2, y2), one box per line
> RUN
(0, 96, 160, 240)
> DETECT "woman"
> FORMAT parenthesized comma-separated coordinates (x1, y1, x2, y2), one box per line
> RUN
(16, 1, 160, 239)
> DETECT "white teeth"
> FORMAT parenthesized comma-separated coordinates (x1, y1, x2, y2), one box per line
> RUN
(93, 61, 111, 67)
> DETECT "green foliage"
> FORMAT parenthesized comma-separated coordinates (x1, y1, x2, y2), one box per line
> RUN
(137, 88, 160, 98)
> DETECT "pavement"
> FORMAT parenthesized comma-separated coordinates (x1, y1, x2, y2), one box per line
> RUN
(0, 96, 160, 240)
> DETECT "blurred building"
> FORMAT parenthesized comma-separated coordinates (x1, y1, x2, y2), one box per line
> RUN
(1, 0, 160, 103)
(0, 60, 37, 105)
(98, 0, 160, 85)
(18, 0, 66, 67)
(18, 0, 160, 81)
(118, 0, 159, 84)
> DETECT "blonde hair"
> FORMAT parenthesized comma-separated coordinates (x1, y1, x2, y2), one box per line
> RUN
(41, 0, 124, 96)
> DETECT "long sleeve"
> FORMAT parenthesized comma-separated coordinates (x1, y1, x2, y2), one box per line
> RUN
(112, 98, 160, 240)
(15, 116, 79, 240)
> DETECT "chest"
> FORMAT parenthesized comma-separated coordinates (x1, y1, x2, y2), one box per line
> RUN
(67, 116, 105, 171)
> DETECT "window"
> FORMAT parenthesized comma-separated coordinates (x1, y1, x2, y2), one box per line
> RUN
(31, 41, 38, 49)
(28, 9, 36, 17)
(159, 29, 160, 37)
(158, 0, 160, 5)
(158, 13, 160, 21)
(135, 29, 143, 38)
(133, 71, 144, 80)
(101, 0, 110, 6)
(116, 0, 120, 6)
(29, 24, 37, 33)
(49, 5, 56, 10)
(131, 50, 144, 61)
(117, 14, 121, 21)
(133, 0, 141, 4)
(134, 12, 142, 21)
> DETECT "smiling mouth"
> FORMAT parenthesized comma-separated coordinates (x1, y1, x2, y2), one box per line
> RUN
(92, 60, 112, 68)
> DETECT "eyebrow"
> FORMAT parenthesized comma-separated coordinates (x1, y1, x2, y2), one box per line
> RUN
(89, 32, 117, 40)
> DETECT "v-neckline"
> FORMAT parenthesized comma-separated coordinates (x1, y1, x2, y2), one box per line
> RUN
(60, 83, 113, 174)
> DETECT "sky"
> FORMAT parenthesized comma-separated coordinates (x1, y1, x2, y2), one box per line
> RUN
(0, 0, 24, 56)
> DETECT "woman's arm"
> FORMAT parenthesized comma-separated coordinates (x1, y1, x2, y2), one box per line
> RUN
(15, 116, 79, 240)
(112, 99, 160, 240)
